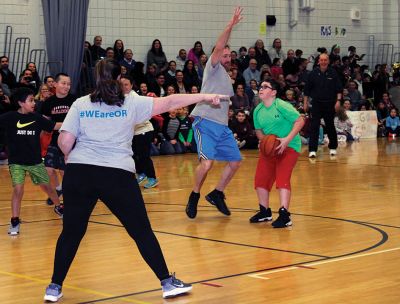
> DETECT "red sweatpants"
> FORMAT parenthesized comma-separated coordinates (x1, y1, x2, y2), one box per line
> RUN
(254, 147, 299, 191)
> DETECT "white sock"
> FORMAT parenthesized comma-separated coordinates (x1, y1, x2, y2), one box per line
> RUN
(56, 185, 62, 191)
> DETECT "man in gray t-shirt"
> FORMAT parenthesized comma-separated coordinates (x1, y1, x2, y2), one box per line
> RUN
(186, 7, 243, 219)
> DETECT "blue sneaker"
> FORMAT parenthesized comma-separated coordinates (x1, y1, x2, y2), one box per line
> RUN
(144, 178, 159, 189)
(136, 173, 147, 185)
(44, 283, 63, 302)
(161, 274, 192, 298)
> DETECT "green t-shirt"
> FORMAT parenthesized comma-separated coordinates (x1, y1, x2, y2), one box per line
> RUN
(253, 98, 301, 152)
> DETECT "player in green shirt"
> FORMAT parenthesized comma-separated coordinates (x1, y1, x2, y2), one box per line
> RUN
(250, 80, 304, 228)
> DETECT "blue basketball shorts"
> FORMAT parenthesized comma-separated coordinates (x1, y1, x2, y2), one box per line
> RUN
(192, 117, 242, 162)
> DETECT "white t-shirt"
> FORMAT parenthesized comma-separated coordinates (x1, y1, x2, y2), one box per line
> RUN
(60, 94, 153, 172)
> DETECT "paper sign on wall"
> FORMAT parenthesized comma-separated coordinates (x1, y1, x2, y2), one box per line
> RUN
(259, 22, 266, 35)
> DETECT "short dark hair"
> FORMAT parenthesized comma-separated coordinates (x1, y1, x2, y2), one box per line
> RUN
(12, 87, 34, 107)
(44, 75, 54, 83)
(120, 75, 133, 84)
(263, 79, 280, 91)
(55, 73, 69, 82)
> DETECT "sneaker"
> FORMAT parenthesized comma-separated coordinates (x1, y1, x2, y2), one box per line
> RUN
(308, 151, 316, 158)
(238, 140, 246, 149)
(329, 149, 337, 156)
(271, 207, 292, 228)
(186, 191, 200, 219)
(161, 273, 192, 298)
(46, 189, 63, 205)
(249, 207, 272, 223)
(44, 283, 63, 302)
(56, 189, 63, 197)
(136, 173, 147, 185)
(54, 204, 64, 218)
(46, 198, 55, 205)
(143, 178, 159, 189)
(205, 190, 231, 216)
(8, 222, 20, 235)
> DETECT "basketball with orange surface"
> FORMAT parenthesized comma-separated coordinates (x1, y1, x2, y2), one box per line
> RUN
(260, 134, 280, 157)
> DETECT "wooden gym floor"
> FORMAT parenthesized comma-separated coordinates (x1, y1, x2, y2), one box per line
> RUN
(0, 138, 399, 303)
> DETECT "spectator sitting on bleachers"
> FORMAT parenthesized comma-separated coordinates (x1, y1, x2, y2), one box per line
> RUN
(386, 108, 400, 137)
(183, 60, 200, 92)
(347, 80, 362, 110)
(105, 47, 114, 59)
(176, 107, 196, 153)
(187, 41, 205, 66)
(26, 62, 42, 88)
(175, 49, 187, 71)
(164, 60, 177, 86)
(240, 47, 257, 72)
(243, 59, 260, 88)
(269, 38, 286, 61)
(147, 39, 168, 74)
(130, 61, 146, 90)
(231, 83, 250, 113)
(113, 39, 124, 61)
(0, 56, 16, 89)
(175, 70, 187, 94)
(0, 72, 10, 96)
(90, 35, 106, 64)
(16, 69, 38, 94)
(119, 49, 136, 73)
(229, 109, 258, 149)
(160, 109, 182, 155)
(282, 49, 298, 77)
(254, 39, 272, 69)
(197, 54, 208, 84)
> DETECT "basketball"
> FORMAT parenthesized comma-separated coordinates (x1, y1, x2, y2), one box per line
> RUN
(260, 134, 279, 157)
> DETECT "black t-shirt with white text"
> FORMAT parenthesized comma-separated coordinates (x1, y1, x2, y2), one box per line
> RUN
(0, 111, 55, 165)
(41, 94, 75, 145)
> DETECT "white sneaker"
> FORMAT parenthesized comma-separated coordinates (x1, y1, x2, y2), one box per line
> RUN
(8, 222, 20, 235)
(308, 151, 317, 158)
(329, 149, 337, 156)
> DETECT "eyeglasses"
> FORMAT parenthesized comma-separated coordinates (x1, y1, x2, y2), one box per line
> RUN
(260, 85, 273, 90)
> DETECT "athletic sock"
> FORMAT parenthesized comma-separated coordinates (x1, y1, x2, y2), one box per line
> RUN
(11, 217, 20, 227)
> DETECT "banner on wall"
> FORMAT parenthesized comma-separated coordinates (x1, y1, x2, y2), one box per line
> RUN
(320, 26, 347, 38)
(347, 110, 378, 139)
(320, 25, 332, 37)
(335, 27, 347, 37)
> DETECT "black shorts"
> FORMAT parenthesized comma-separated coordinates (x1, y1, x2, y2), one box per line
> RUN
(44, 145, 66, 170)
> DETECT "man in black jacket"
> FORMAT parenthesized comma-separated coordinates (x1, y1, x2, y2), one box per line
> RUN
(303, 53, 342, 158)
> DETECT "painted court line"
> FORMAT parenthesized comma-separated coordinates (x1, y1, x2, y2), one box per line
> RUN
(0, 269, 150, 304)
(248, 247, 400, 280)
(142, 188, 184, 195)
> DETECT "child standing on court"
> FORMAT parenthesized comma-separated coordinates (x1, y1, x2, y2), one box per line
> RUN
(0, 87, 62, 235)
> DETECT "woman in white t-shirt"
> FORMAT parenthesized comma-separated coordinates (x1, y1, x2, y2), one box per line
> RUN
(44, 58, 225, 302)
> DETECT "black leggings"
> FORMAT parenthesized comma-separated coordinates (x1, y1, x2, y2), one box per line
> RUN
(51, 164, 169, 285)
(132, 131, 156, 178)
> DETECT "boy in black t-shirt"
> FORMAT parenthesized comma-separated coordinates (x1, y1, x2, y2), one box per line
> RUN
(0, 88, 63, 235)
(40, 73, 74, 205)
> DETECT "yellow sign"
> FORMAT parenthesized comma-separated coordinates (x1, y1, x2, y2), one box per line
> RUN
(259, 22, 266, 35)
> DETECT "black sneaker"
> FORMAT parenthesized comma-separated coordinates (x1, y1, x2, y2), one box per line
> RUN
(185, 191, 200, 219)
(249, 208, 272, 223)
(205, 190, 231, 216)
(54, 204, 64, 218)
(46, 189, 63, 206)
(272, 207, 292, 228)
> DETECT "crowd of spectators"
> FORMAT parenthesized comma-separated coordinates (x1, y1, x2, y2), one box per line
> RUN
(2, 36, 400, 160)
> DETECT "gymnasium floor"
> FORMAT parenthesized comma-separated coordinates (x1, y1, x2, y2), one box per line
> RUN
(0, 138, 399, 303)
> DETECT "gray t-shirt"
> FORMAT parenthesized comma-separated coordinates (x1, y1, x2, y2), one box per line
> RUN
(60, 94, 153, 173)
(191, 59, 234, 125)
